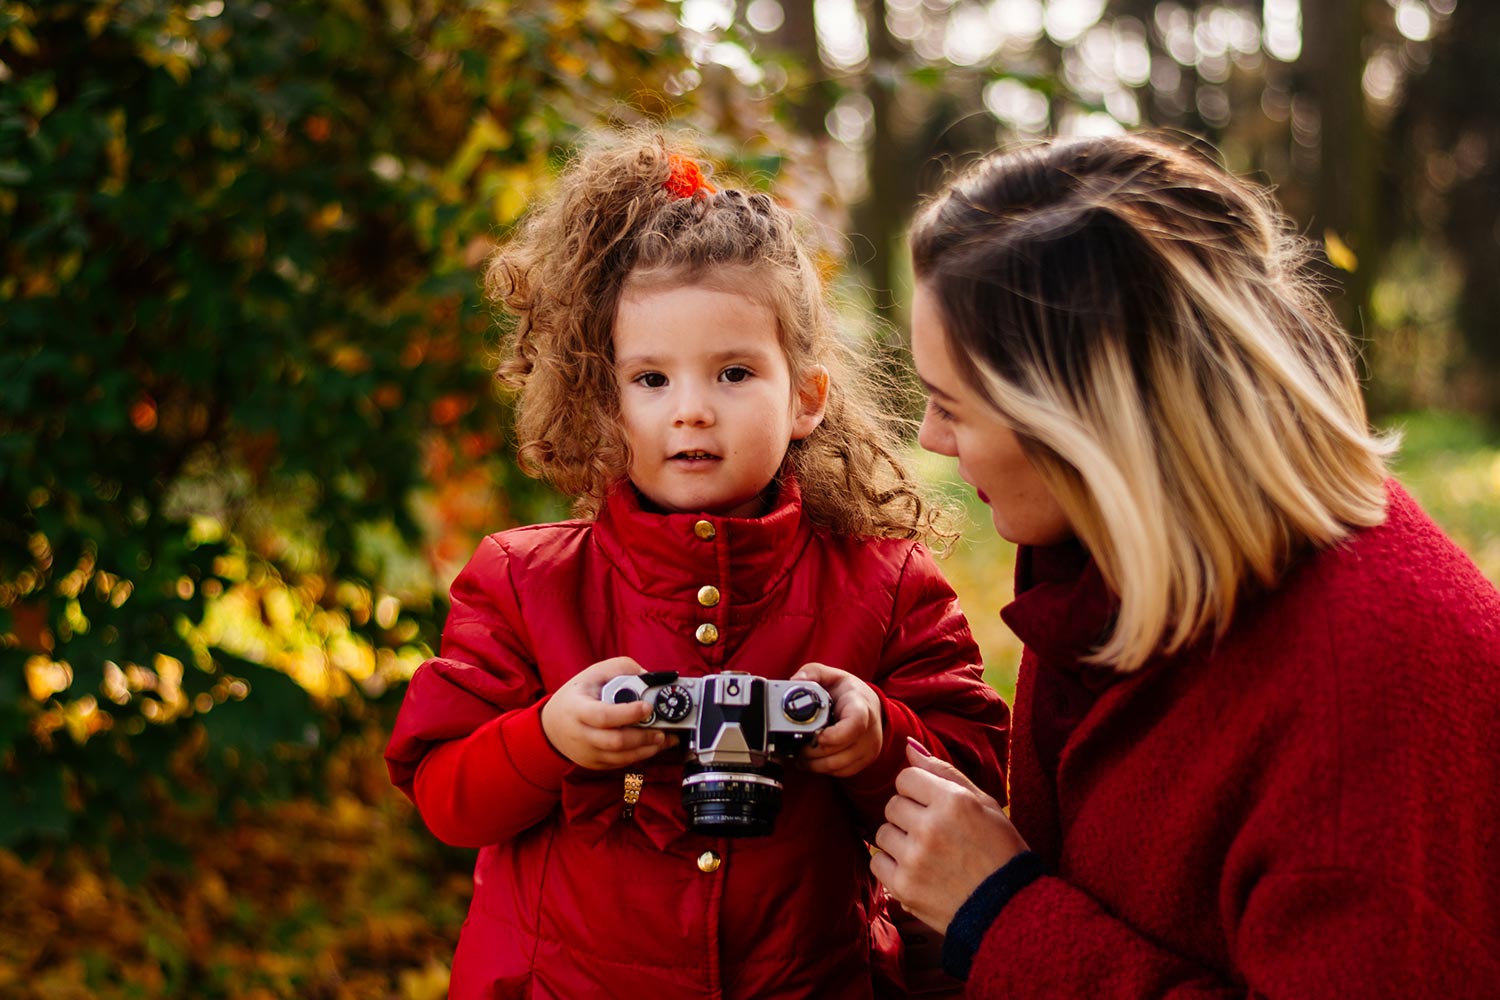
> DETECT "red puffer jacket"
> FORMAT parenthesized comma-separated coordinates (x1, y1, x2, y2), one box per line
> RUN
(386, 480, 1010, 999)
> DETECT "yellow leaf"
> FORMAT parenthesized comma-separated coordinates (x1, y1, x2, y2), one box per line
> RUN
(30, 84, 57, 118)
(443, 114, 512, 188)
(313, 202, 344, 232)
(164, 53, 190, 85)
(86, 3, 117, 39)
(7, 24, 38, 57)
(1323, 229, 1358, 272)
(494, 180, 527, 227)
(329, 343, 371, 373)
(399, 959, 451, 1000)
(24, 656, 72, 701)
(58, 251, 82, 283)
(552, 49, 587, 78)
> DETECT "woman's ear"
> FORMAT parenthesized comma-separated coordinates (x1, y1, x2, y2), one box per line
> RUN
(791, 364, 830, 440)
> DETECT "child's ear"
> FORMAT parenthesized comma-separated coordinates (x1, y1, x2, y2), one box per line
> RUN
(790, 365, 830, 440)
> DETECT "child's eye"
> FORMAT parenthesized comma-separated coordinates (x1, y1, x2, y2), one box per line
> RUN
(927, 398, 955, 422)
(719, 366, 752, 384)
(634, 372, 668, 389)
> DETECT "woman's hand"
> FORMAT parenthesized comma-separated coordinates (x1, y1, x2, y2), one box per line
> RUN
(872, 740, 1031, 933)
(792, 663, 883, 777)
(540, 657, 677, 769)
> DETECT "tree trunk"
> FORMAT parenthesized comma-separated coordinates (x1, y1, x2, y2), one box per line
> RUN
(850, 0, 908, 332)
(1297, 0, 1381, 354)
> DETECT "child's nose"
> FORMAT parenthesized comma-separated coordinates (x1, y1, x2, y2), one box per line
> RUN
(672, 387, 714, 427)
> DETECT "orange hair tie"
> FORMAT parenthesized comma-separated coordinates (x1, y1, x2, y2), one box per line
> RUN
(663, 154, 715, 198)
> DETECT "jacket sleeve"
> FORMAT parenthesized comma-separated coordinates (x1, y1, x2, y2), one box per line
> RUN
(964, 867, 1500, 998)
(384, 534, 572, 848)
(839, 542, 1011, 828)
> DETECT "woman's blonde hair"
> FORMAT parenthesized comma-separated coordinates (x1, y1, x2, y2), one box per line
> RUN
(910, 133, 1395, 671)
(488, 128, 947, 542)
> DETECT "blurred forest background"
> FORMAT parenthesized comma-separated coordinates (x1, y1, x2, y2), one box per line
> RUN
(2, 1, 1498, 997)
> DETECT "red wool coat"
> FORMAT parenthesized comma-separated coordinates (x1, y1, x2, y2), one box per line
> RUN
(969, 482, 1500, 998)
(385, 481, 1010, 1000)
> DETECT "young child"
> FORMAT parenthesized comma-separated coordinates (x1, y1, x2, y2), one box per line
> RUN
(385, 131, 1010, 1000)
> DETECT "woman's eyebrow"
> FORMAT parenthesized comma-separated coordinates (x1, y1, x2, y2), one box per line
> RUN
(919, 377, 958, 402)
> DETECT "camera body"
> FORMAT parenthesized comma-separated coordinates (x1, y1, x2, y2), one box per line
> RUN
(601, 670, 831, 837)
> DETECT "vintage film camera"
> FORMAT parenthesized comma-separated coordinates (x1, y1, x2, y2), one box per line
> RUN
(601, 670, 831, 837)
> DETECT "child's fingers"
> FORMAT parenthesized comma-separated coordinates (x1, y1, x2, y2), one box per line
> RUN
(811, 715, 860, 749)
(598, 737, 675, 768)
(801, 744, 868, 776)
(804, 755, 852, 779)
(801, 729, 850, 759)
(791, 661, 840, 684)
(587, 722, 668, 753)
(572, 656, 646, 693)
(574, 695, 654, 730)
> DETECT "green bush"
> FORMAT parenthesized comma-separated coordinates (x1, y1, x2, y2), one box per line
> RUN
(0, 0, 693, 866)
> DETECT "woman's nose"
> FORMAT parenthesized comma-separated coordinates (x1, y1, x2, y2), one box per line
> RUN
(917, 410, 955, 456)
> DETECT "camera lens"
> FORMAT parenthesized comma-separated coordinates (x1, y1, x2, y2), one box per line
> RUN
(680, 761, 783, 838)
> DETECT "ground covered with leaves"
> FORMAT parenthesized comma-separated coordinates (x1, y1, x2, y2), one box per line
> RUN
(0, 728, 471, 1000)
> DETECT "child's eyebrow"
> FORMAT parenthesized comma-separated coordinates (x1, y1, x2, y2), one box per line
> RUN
(616, 348, 780, 367)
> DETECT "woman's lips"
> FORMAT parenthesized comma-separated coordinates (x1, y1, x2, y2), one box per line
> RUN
(976, 488, 989, 504)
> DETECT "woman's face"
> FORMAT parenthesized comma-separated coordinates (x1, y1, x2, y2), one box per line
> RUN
(910, 282, 1074, 547)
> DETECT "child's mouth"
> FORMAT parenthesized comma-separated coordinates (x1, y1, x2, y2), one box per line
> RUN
(672, 451, 720, 462)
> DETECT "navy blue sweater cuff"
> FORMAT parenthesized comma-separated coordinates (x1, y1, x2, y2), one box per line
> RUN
(941, 851, 1047, 980)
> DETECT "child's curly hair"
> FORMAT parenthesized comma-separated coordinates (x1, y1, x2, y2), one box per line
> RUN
(486, 128, 951, 543)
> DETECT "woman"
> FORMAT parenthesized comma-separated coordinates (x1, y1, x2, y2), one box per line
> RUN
(872, 133, 1500, 997)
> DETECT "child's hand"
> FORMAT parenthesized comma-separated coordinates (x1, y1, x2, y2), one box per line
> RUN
(541, 657, 677, 770)
(790, 663, 883, 777)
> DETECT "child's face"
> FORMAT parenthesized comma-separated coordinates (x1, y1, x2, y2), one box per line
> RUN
(614, 283, 827, 518)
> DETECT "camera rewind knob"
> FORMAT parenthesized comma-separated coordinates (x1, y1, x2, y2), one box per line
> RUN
(781, 686, 823, 724)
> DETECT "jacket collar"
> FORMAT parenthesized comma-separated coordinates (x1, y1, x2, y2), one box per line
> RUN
(592, 477, 814, 603)
(1000, 538, 1120, 681)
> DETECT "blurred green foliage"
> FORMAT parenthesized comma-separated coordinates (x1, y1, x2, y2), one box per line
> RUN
(1387, 410, 1500, 582)
(0, 0, 695, 865)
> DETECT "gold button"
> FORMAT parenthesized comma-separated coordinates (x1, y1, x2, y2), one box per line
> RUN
(695, 623, 719, 645)
(693, 519, 716, 541)
(697, 850, 721, 873)
(697, 585, 720, 607)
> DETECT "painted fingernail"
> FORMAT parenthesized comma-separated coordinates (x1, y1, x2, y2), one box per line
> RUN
(906, 737, 932, 756)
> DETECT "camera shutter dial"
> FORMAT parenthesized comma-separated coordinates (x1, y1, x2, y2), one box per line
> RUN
(781, 686, 824, 724)
(654, 684, 694, 723)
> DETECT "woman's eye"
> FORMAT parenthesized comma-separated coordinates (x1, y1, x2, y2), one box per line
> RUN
(635, 372, 668, 388)
(928, 399, 954, 422)
(720, 366, 751, 384)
